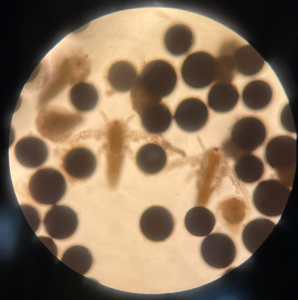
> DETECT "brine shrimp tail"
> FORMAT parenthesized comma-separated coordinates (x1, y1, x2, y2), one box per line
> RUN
(99, 110, 109, 123)
(196, 183, 216, 206)
(197, 136, 206, 151)
(106, 153, 125, 190)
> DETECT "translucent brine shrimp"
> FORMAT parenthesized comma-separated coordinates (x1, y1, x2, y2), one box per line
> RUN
(67, 111, 186, 190)
(196, 147, 223, 206)
(167, 136, 249, 206)
(105, 118, 130, 189)
(38, 51, 92, 108)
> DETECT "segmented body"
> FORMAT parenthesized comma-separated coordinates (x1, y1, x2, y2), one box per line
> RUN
(38, 52, 91, 108)
(167, 137, 249, 206)
(68, 113, 185, 190)
(196, 148, 223, 206)
(106, 120, 127, 189)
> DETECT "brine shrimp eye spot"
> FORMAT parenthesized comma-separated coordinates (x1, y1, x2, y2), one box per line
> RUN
(114, 120, 119, 125)
(213, 147, 219, 152)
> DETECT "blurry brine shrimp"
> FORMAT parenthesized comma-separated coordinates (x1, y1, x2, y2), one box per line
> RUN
(167, 136, 249, 206)
(36, 105, 84, 143)
(68, 111, 186, 190)
(38, 51, 92, 108)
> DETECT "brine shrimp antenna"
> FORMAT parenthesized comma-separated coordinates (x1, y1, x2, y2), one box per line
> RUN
(197, 136, 206, 151)
(126, 114, 135, 123)
(99, 110, 109, 122)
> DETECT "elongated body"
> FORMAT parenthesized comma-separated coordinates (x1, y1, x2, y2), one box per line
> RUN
(38, 53, 91, 108)
(68, 112, 186, 190)
(167, 136, 249, 205)
(196, 147, 223, 206)
(106, 120, 127, 189)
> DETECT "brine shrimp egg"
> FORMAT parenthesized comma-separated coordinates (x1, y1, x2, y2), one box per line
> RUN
(218, 197, 248, 225)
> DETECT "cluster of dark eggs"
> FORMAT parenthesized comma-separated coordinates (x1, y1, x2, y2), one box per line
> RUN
(10, 22, 296, 272)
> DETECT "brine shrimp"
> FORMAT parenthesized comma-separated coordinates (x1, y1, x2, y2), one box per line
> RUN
(67, 111, 186, 189)
(38, 51, 92, 108)
(167, 136, 249, 206)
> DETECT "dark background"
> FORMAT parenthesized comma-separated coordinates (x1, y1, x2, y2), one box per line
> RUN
(0, 1, 298, 299)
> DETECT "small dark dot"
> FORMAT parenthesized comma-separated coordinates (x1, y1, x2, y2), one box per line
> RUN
(214, 55, 237, 83)
(15, 136, 48, 168)
(14, 96, 22, 112)
(184, 206, 215, 236)
(181, 52, 215, 88)
(64, 147, 97, 179)
(208, 83, 239, 113)
(231, 117, 266, 151)
(136, 144, 166, 174)
(108, 61, 137, 92)
(70, 82, 99, 111)
(253, 180, 290, 217)
(235, 45, 264, 76)
(44, 205, 78, 239)
(219, 198, 247, 224)
(235, 154, 264, 183)
(73, 23, 89, 33)
(140, 206, 174, 241)
(242, 80, 272, 110)
(265, 136, 296, 169)
(140, 60, 177, 97)
(141, 104, 172, 133)
(201, 233, 236, 268)
(61, 245, 93, 275)
(38, 236, 58, 256)
(164, 24, 193, 55)
(174, 98, 208, 132)
(242, 218, 275, 253)
(27, 64, 41, 82)
(281, 104, 296, 133)
(9, 127, 15, 147)
(20, 204, 40, 232)
(29, 168, 66, 205)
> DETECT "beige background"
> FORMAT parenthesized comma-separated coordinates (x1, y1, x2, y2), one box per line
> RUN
(9, 7, 295, 294)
